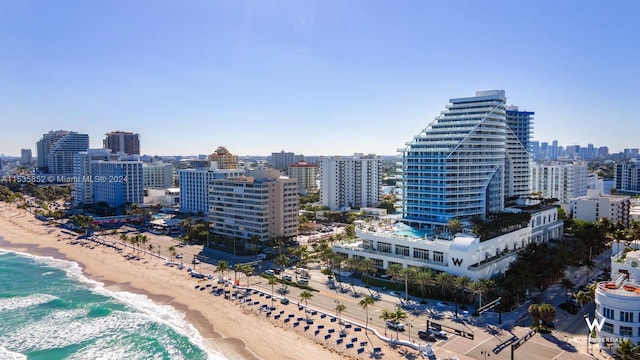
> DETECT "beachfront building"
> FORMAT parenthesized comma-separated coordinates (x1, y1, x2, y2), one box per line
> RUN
(271, 150, 299, 170)
(530, 161, 588, 205)
(333, 204, 562, 280)
(399, 90, 532, 229)
(318, 154, 382, 211)
(178, 162, 245, 214)
(615, 162, 640, 195)
(288, 160, 318, 195)
(103, 131, 140, 155)
(21, 149, 32, 166)
(207, 146, 239, 170)
(209, 169, 299, 242)
(594, 245, 640, 351)
(72, 149, 113, 207)
(143, 161, 174, 189)
(37, 130, 89, 175)
(570, 189, 630, 226)
(92, 158, 144, 209)
(144, 188, 180, 208)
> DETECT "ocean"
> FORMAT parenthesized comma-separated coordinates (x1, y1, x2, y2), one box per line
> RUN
(0, 248, 227, 360)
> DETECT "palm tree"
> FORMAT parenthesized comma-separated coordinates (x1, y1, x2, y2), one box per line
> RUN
(168, 245, 176, 262)
(387, 263, 403, 290)
(335, 302, 346, 330)
(414, 268, 434, 303)
(275, 253, 291, 279)
(447, 218, 463, 235)
(119, 233, 128, 246)
(616, 339, 638, 360)
(453, 276, 471, 306)
(359, 258, 376, 285)
(299, 291, 313, 319)
(216, 260, 229, 282)
(435, 272, 454, 300)
(359, 296, 375, 334)
(379, 308, 394, 336)
(392, 307, 408, 340)
(148, 243, 154, 258)
(269, 276, 277, 308)
(573, 290, 592, 316)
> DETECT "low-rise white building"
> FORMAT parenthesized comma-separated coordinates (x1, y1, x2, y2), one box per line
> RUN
(333, 205, 562, 280)
(570, 189, 630, 226)
(144, 188, 180, 207)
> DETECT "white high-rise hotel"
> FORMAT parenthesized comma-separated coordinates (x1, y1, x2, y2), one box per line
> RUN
(400, 90, 531, 229)
(318, 154, 382, 211)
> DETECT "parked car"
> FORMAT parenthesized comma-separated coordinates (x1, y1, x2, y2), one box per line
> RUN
(283, 275, 292, 281)
(280, 297, 290, 305)
(297, 278, 309, 285)
(418, 330, 436, 342)
(264, 269, 275, 276)
(175, 254, 183, 259)
(428, 326, 447, 339)
(386, 320, 405, 331)
(192, 258, 200, 264)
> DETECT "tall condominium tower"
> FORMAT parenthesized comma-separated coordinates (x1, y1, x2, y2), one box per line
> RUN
(37, 130, 89, 175)
(21, 149, 32, 165)
(103, 131, 140, 155)
(271, 150, 297, 170)
(400, 90, 532, 229)
(318, 154, 382, 211)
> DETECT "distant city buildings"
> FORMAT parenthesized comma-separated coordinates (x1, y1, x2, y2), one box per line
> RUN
(288, 160, 318, 195)
(271, 150, 302, 170)
(209, 169, 299, 242)
(103, 131, 140, 155)
(208, 146, 239, 170)
(37, 130, 89, 175)
(20, 149, 32, 166)
(318, 154, 382, 211)
(530, 161, 588, 205)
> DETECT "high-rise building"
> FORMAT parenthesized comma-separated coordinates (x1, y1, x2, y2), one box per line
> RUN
(570, 189, 630, 226)
(103, 131, 140, 155)
(209, 169, 299, 242)
(271, 150, 297, 170)
(37, 130, 89, 175)
(178, 163, 245, 214)
(318, 154, 381, 211)
(207, 146, 239, 170)
(72, 149, 113, 207)
(530, 161, 588, 204)
(400, 90, 525, 228)
(92, 159, 144, 209)
(288, 160, 318, 195)
(20, 149, 32, 166)
(143, 161, 174, 189)
(615, 162, 640, 194)
(505, 106, 533, 199)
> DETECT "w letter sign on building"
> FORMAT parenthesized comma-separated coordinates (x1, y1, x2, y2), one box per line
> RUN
(451, 258, 463, 266)
(585, 317, 605, 332)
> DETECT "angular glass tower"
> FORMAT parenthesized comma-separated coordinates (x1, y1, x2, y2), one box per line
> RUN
(400, 90, 509, 228)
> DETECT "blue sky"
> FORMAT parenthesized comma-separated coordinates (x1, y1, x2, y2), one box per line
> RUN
(1, 0, 638, 156)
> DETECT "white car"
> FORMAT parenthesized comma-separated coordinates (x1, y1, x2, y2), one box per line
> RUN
(428, 326, 447, 339)
(192, 258, 200, 264)
(386, 320, 405, 331)
(176, 254, 183, 259)
(264, 269, 275, 276)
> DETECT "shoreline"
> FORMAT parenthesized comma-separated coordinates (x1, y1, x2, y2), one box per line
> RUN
(0, 205, 353, 360)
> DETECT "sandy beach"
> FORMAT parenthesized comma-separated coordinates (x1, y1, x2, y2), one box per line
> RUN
(0, 203, 435, 360)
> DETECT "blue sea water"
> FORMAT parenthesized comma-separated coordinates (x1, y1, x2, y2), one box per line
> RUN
(0, 248, 226, 360)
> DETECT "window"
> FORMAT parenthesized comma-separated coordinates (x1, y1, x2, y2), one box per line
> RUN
(603, 307, 615, 320)
(395, 245, 409, 257)
(433, 251, 444, 263)
(603, 322, 614, 333)
(378, 242, 392, 253)
(620, 311, 634, 322)
(413, 248, 429, 260)
(621, 326, 633, 336)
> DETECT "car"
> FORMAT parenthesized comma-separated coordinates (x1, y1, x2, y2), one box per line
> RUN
(428, 326, 447, 339)
(283, 275, 292, 281)
(386, 320, 405, 331)
(192, 258, 200, 264)
(175, 254, 183, 259)
(274, 268, 281, 275)
(256, 254, 266, 261)
(264, 269, 275, 276)
(418, 330, 436, 342)
(297, 278, 309, 285)
(280, 298, 290, 305)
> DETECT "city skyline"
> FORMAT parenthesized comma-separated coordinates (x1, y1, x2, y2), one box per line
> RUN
(1, 1, 639, 156)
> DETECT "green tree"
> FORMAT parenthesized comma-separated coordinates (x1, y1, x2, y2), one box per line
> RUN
(560, 278, 575, 303)
(299, 291, 314, 319)
(572, 290, 592, 316)
(335, 302, 346, 330)
(168, 245, 176, 262)
(528, 304, 541, 328)
(378, 308, 394, 336)
(537, 303, 556, 329)
(447, 218, 463, 234)
(392, 307, 408, 340)
(359, 296, 375, 334)
(435, 272, 454, 299)
(268, 276, 277, 308)
(216, 260, 229, 282)
(275, 254, 291, 279)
